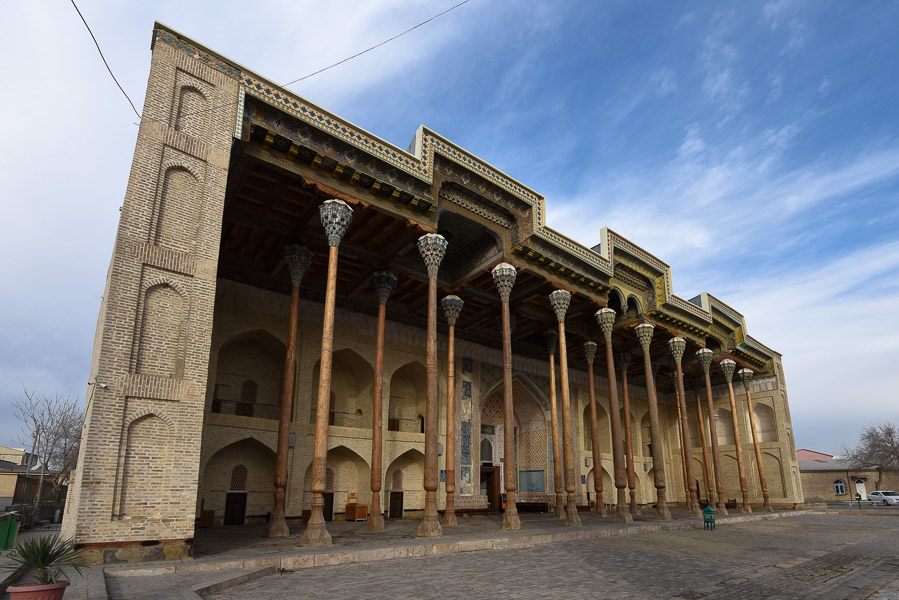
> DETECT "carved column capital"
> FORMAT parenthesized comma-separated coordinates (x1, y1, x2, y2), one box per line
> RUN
(543, 330, 558, 355)
(720, 358, 736, 383)
(668, 337, 686, 366)
(491, 263, 517, 302)
(583, 341, 597, 366)
(371, 271, 397, 305)
(441, 295, 464, 326)
(282, 245, 314, 287)
(696, 348, 713, 374)
(617, 352, 631, 372)
(418, 234, 448, 279)
(595, 307, 616, 341)
(635, 323, 654, 350)
(320, 199, 353, 246)
(738, 368, 754, 388)
(549, 289, 571, 322)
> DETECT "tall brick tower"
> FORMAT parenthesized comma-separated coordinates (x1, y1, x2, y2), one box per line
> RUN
(61, 23, 239, 562)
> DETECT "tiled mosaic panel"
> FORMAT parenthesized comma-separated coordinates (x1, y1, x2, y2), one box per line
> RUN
(460, 421, 471, 466)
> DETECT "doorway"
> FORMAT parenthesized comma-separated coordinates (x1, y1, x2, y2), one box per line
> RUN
(323, 492, 335, 522)
(224, 492, 247, 525)
(855, 479, 867, 500)
(481, 466, 500, 514)
(389, 491, 404, 518)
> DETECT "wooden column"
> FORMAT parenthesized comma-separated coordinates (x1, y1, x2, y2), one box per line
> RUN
(550, 290, 582, 527)
(721, 359, 751, 513)
(671, 372, 691, 511)
(618, 352, 639, 514)
(302, 200, 353, 547)
(596, 308, 632, 523)
(669, 337, 701, 517)
(740, 369, 773, 511)
(692, 383, 715, 505)
(545, 331, 566, 519)
(417, 234, 448, 538)
(493, 263, 520, 531)
(267, 245, 313, 537)
(697, 349, 727, 515)
(441, 295, 464, 526)
(583, 342, 606, 517)
(635, 323, 670, 519)
(367, 271, 397, 531)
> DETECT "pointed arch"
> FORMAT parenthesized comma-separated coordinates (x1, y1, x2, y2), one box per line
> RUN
(134, 281, 187, 377)
(199, 437, 276, 521)
(387, 361, 427, 433)
(309, 348, 375, 428)
(583, 402, 612, 454)
(213, 329, 285, 420)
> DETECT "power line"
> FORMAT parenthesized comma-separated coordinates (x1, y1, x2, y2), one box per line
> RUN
(139, 0, 474, 126)
(69, 0, 142, 119)
(281, 0, 473, 87)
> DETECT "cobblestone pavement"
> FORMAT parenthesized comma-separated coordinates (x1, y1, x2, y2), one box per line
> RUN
(206, 514, 899, 600)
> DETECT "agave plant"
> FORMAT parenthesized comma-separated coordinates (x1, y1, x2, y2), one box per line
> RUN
(1, 534, 84, 586)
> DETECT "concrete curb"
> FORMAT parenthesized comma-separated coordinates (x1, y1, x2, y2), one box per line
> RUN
(105, 510, 809, 580)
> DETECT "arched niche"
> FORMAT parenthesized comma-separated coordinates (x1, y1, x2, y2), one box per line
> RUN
(311, 349, 375, 428)
(199, 437, 275, 522)
(715, 408, 736, 446)
(753, 404, 777, 442)
(387, 361, 427, 433)
(213, 330, 285, 420)
(302, 445, 371, 514)
(586, 466, 613, 503)
(385, 449, 425, 515)
(583, 403, 612, 455)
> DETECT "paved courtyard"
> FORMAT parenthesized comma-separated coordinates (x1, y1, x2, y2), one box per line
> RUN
(201, 513, 899, 600)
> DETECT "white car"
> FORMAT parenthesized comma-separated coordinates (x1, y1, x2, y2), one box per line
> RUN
(867, 490, 899, 505)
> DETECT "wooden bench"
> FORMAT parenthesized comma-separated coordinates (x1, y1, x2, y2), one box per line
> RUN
(440, 508, 489, 517)
(516, 502, 550, 513)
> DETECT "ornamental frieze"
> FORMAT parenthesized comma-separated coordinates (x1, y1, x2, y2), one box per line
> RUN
(245, 99, 432, 200)
(438, 183, 516, 229)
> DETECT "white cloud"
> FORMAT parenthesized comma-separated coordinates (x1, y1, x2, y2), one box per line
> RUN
(677, 124, 707, 158)
(650, 68, 678, 96)
(818, 77, 832, 97)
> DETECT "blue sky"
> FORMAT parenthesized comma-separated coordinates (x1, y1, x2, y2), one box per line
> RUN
(1, 1, 897, 454)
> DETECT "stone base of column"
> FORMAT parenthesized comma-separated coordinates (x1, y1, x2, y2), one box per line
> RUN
(442, 495, 458, 526)
(593, 498, 606, 517)
(565, 499, 582, 527)
(502, 498, 520, 531)
(741, 498, 753, 513)
(655, 491, 671, 520)
(689, 503, 702, 518)
(615, 490, 633, 522)
(301, 499, 332, 547)
(763, 495, 773, 512)
(554, 493, 566, 519)
(629, 490, 640, 516)
(366, 510, 384, 531)
(264, 504, 290, 538)
(417, 491, 443, 538)
(716, 501, 729, 516)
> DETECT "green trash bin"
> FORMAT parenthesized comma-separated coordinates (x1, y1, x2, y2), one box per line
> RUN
(0, 513, 20, 550)
(703, 506, 716, 531)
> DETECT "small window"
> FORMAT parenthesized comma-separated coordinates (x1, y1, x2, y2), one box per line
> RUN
(834, 479, 846, 496)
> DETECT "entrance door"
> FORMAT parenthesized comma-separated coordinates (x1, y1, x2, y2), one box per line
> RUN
(855, 480, 867, 500)
(389, 491, 404, 518)
(481, 466, 500, 514)
(224, 492, 247, 525)
(323, 492, 335, 522)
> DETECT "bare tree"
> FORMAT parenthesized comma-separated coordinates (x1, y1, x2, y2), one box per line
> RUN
(11, 388, 84, 510)
(840, 423, 899, 491)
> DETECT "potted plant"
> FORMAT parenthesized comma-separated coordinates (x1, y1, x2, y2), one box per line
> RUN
(1, 534, 84, 599)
